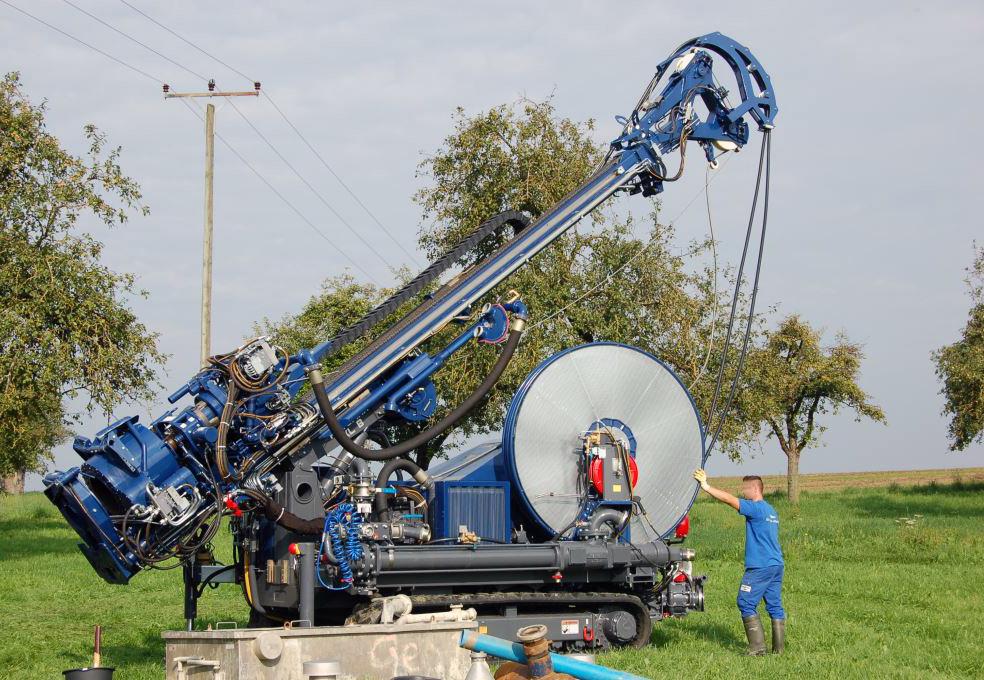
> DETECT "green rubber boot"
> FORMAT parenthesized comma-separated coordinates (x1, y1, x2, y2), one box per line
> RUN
(772, 617, 785, 654)
(742, 614, 767, 656)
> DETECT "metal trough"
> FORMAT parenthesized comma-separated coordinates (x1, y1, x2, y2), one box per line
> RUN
(163, 621, 476, 680)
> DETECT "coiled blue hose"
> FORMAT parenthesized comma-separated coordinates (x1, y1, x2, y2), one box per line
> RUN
(319, 503, 363, 588)
(345, 508, 364, 566)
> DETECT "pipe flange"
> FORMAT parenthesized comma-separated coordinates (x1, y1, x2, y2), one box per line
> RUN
(516, 624, 548, 643)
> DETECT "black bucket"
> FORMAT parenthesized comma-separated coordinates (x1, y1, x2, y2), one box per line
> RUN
(62, 668, 115, 680)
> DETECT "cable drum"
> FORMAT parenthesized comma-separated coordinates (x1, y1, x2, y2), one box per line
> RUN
(502, 343, 704, 541)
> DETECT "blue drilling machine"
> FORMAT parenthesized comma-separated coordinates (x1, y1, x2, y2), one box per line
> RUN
(44, 32, 776, 649)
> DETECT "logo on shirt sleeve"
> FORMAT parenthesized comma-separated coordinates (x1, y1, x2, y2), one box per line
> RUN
(740, 584, 752, 592)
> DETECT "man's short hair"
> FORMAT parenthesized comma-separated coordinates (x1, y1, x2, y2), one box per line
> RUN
(742, 475, 764, 492)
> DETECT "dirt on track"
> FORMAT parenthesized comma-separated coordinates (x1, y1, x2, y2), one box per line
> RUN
(710, 467, 984, 494)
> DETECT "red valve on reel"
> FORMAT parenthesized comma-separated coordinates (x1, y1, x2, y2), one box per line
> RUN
(588, 455, 639, 496)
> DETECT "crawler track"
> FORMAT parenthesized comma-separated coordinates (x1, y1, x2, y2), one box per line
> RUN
(347, 590, 653, 648)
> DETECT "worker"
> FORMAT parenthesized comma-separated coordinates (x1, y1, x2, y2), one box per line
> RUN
(693, 469, 785, 655)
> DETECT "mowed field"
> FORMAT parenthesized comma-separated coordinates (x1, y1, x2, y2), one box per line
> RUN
(1, 469, 982, 679)
(714, 467, 984, 493)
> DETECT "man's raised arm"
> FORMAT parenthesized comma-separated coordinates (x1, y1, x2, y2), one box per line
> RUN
(694, 469, 740, 511)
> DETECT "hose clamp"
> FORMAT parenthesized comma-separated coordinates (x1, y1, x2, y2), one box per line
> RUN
(305, 364, 324, 385)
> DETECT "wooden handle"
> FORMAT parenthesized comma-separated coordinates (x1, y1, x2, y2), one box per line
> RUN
(93, 625, 102, 667)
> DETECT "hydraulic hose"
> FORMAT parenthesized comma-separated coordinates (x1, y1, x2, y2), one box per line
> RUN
(261, 500, 323, 534)
(373, 457, 434, 520)
(308, 320, 525, 462)
(238, 487, 324, 535)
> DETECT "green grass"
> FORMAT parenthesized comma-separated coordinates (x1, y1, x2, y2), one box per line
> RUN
(600, 481, 984, 678)
(0, 494, 246, 679)
(2, 480, 983, 679)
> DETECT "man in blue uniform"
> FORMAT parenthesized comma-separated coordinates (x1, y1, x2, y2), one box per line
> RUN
(693, 469, 785, 655)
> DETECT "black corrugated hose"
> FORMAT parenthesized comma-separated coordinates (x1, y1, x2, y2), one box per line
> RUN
(307, 318, 525, 462)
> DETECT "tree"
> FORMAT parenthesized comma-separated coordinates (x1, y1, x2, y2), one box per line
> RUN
(933, 244, 984, 451)
(265, 99, 757, 469)
(743, 315, 885, 503)
(0, 73, 164, 491)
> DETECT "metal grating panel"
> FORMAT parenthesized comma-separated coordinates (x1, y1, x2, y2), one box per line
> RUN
(433, 481, 510, 543)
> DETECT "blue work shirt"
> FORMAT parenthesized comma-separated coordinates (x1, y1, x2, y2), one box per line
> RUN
(738, 499, 784, 568)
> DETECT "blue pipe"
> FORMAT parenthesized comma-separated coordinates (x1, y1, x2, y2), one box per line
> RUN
(459, 631, 647, 680)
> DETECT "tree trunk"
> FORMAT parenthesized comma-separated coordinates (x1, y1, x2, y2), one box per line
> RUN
(786, 447, 800, 505)
(413, 430, 451, 471)
(1, 469, 26, 494)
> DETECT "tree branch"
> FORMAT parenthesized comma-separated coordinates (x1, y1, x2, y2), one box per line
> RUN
(799, 396, 822, 449)
(767, 418, 789, 452)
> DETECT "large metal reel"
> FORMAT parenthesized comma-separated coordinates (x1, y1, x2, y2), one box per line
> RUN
(502, 343, 704, 541)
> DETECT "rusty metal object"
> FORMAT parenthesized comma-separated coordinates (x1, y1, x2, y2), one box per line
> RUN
(492, 625, 574, 680)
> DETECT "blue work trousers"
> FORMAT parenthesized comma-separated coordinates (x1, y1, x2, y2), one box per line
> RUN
(737, 565, 785, 619)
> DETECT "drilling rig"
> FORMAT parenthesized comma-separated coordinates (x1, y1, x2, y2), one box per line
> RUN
(45, 32, 776, 650)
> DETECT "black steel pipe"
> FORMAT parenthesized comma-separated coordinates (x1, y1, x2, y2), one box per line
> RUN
(371, 540, 682, 573)
(298, 542, 316, 627)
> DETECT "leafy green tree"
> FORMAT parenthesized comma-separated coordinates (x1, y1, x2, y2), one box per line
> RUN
(933, 245, 984, 451)
(743, 315, 885, 503)
(0, 73, 164, 492)
(264, 99, 757, 468)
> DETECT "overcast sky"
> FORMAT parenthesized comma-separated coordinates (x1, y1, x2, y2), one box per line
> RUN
(4, 1, 982, 491)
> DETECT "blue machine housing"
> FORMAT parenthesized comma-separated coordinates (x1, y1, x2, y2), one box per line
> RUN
(42, 305, 520, 584)
(431, 479, 511, 543)
(43, 466, 139, 584)
(45, 414, 205, 583)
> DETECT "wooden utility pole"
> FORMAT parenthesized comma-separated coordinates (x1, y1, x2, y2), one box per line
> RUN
(164, 80, 260, 367)
(202, 103, 215, 368)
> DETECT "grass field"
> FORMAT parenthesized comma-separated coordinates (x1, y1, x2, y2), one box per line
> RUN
(1, 470, 983, 679)
(714, 467, 984, 493)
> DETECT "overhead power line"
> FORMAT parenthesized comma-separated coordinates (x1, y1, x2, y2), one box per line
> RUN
(179, 99, 381, 286)
(0, 0, 162, 83)
(262, 93, 422, 266)
(59, 0, 207, 83)
(117, 0, 421, 267)
(117, 0, 255, 84)
(226, 97, 400, 273)
(2, 0, 384, 287)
